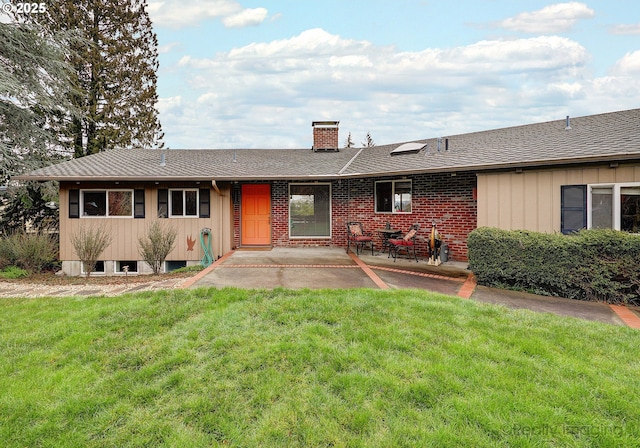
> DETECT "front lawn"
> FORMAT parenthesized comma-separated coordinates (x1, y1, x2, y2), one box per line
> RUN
(1, 288, 639, 447)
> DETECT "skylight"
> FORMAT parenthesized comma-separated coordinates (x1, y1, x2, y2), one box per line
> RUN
(390, 142, 426, 155)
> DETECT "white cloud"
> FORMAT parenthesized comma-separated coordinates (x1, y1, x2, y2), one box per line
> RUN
(148, 0, 241, 28)
(496, 2, 594, 34)
(222, 7, 268, 28)
(609, 23, 640, 35)
(160, 28, 621, 148)
(610, 50, 640, 76)
(157, 96, 183, 114)
(158, 42, 179, 54)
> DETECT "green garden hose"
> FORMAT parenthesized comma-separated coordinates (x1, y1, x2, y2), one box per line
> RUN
(200, 228, 214, 267)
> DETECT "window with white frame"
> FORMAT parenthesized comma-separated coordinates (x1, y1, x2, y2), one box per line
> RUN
(80, 260, 105, 275)
(170, 189, 198, 217)
(81, 190, 133, 217)
(289, 183, 331, 238)
(375, 180, 412, 213)
(115, 261, 138, 274)
(561, 183, 640, 233)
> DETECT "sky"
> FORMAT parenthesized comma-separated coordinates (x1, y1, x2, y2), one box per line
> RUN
(62, 1, 640, 149)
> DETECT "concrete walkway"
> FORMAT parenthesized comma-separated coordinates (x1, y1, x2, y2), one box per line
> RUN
(186, 247, 640, 329)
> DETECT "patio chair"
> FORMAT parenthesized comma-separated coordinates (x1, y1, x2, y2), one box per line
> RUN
(388, 223, 420, 262)
(346, 221, 375, 256)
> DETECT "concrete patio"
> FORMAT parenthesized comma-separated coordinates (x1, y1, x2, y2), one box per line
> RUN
(187, 247, 639, 328)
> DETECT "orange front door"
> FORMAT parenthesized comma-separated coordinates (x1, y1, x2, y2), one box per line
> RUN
(241, 184, 271, 245)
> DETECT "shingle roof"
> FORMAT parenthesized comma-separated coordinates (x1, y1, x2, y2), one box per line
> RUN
(17, 108, 640, 182)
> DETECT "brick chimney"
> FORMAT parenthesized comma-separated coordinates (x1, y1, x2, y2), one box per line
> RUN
(312, 121, 339, 151)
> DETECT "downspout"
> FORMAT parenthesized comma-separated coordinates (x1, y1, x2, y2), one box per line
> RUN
(211, 179, 221, 196)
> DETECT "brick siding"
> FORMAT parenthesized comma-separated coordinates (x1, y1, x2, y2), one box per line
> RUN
(313, 127, 339, 149)
(233, 172, 477, 261)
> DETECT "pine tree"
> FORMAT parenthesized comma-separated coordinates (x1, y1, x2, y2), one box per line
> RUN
(0, 22, 76, 232)
(344, 132, 354, 148)
(27, 0, 164, 157)
(362, 132, 375, 147)
(0, 22, 76, 181)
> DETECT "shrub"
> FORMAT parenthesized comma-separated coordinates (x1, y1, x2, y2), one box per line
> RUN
(0, 231, 58, 273)
(0, 266, 29, 279)
(468, 227, 640, 305)
(70, 224, 113, 277)
(8, 231, 58, 272)
(138, 220, 177, 275)
(171, 264, 204, 273)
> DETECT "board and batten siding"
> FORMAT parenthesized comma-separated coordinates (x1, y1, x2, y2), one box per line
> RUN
(59, 183, 233, 265)
(477, 163, 640, 233)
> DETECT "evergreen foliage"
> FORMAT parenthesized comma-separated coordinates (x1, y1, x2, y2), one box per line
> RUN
(468, 227, 640, 304)
(0, 182, 58, 234)
(362, 131, 375, 147)
(344, 132, 354, 148)
(0, 22, 76, 181)
(25, 0, 164, 156)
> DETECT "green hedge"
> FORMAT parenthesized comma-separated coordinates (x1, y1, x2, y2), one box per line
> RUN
(468, 227, 640, 305)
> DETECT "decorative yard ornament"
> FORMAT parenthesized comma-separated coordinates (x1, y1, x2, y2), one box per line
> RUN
(186, 235, 196, 251)
(427, 223, 442, 266)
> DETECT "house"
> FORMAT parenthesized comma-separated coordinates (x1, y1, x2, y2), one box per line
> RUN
(16, 109, 640, 276)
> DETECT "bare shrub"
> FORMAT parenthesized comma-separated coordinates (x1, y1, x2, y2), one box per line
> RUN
(8, 231, 58, 272)
(138, 220, 177, 275)
(70, 223, 113, 277)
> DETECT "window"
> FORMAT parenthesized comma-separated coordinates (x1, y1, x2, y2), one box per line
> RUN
(158, 188, 209, 218)
(289, 184, 331, 238)
(81, 190, 133, 217)
(560, 185, 586, 234)
(562, 183, 640, 234)
(115, 261, 138, 274)
(375, 180, 412, 213)
(170, 189, 198, 217)
(81, 260, 105, 275)
(621, 187, 640, 233)
(165, 260, 187, 272)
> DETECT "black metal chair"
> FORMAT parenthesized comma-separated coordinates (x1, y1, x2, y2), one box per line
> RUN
(346, 221, 375, 255)
(388, 223, 420, 262)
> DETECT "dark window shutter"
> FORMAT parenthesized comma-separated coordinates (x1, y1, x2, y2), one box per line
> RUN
(69, 189, 80, 218)
(561, 185, 587, 234)
(134, 189, 145, 218)
(158, 189, 168, 218)
(199, 188, 210, 218)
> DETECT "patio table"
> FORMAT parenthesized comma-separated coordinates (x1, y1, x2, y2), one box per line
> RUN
(375, 228, 402, 254)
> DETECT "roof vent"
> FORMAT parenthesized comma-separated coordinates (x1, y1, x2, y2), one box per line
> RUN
(436, 138, 448, 151)
(565, 115, 571, 130)
(160, 153, 166, 167)
(391, 142, 426, 155)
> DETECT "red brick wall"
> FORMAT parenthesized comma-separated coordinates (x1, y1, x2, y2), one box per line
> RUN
(313, 127, 339, 149)
(233, 173, 477, 261)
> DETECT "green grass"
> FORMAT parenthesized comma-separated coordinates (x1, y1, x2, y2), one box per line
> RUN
(0, 266, 29, 279)
(1, 288, 639, 447)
